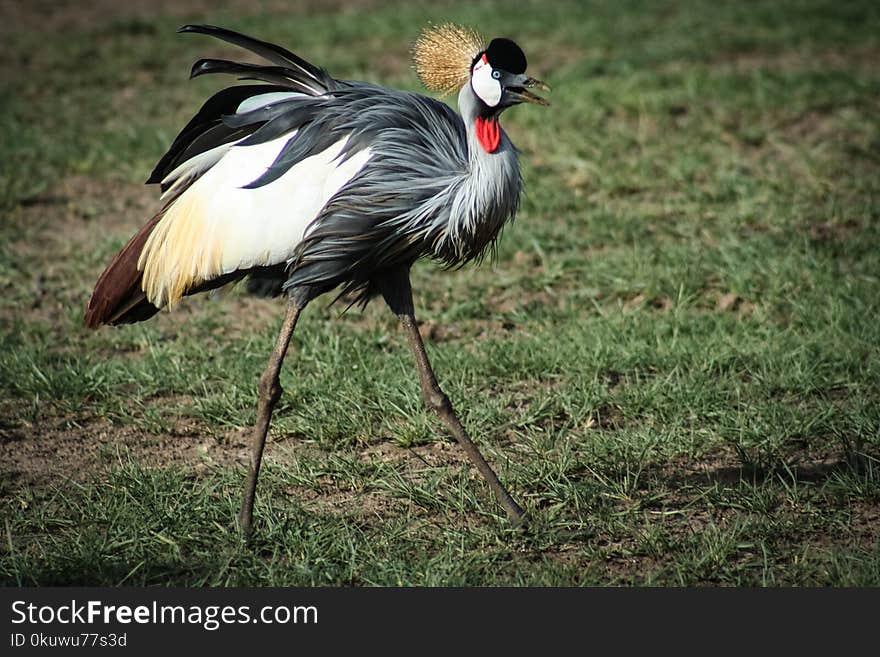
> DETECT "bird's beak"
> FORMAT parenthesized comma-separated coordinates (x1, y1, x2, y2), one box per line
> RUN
(507, 75, 551, 106)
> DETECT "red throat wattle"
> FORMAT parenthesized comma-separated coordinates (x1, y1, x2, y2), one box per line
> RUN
(475, 116, 501, 153)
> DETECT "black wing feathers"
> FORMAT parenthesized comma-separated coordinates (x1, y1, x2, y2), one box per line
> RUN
(148, 24, 334, 187)
(147, 84, 279, 184)
(177, 24, 328, 86)
(190, 59, 325, 95)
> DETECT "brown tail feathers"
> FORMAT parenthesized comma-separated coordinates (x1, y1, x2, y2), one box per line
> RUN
(84, 213, 163, 329)
(84, 209, 275, 328)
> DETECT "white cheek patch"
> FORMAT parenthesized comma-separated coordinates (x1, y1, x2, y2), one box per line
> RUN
(471, 56, 502, 107)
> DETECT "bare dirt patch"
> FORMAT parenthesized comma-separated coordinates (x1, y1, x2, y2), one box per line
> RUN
(0, 400, 249, 494)
(359, 437, 469, 470)
(0, 400, 457, 491)
(0, 391, 480, 522)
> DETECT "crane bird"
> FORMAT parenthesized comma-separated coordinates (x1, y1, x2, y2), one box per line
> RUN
(84, 23, 549, 532)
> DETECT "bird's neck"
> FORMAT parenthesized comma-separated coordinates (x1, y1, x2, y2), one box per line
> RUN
(431, 85, 521, 265)
(458, 86, 504, 157)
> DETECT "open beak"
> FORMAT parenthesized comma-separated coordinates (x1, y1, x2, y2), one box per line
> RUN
(508, 76, 551, 106)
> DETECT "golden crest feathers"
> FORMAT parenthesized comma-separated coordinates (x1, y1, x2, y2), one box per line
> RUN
(412, 23, 485, 96)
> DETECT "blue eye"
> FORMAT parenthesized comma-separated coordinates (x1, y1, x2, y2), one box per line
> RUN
(491, 70, 501, 79)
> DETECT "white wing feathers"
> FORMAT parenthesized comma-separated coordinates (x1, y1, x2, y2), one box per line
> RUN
(159, 92, 308, 201)
(139, 132, 372, 308)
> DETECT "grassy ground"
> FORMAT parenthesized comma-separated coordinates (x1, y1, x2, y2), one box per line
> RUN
(1, 0, 878, 586)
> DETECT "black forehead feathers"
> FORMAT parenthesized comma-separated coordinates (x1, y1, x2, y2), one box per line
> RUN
(484, 38, 527, 74)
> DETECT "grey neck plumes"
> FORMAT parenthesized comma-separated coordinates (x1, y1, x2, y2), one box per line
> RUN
(433, 85, 522, 262)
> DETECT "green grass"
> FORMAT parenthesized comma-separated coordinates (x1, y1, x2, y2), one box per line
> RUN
(1, 0, 878, 586)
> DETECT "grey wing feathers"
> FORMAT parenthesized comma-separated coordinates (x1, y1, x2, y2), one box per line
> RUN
(281, 89, 474, 305)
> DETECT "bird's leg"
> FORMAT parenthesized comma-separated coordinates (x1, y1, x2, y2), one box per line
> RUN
(381, 273, 527, 527)
(398, 314, 527, 526)
(238, 293, 308, 536)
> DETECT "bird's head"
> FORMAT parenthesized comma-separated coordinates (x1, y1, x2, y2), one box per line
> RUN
(469, 38, 550, 113)
(413, 24, 549, 116)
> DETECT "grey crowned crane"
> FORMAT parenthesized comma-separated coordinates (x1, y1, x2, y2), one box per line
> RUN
(84, 23, 549, 532)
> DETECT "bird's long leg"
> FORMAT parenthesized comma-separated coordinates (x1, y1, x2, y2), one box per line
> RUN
(381, 273, 527, 527)
(238, 293, 308, 536)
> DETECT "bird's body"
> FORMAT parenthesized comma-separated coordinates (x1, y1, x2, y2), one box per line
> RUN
(85, 24, 548, 529)
(85, 26, 527, 325)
